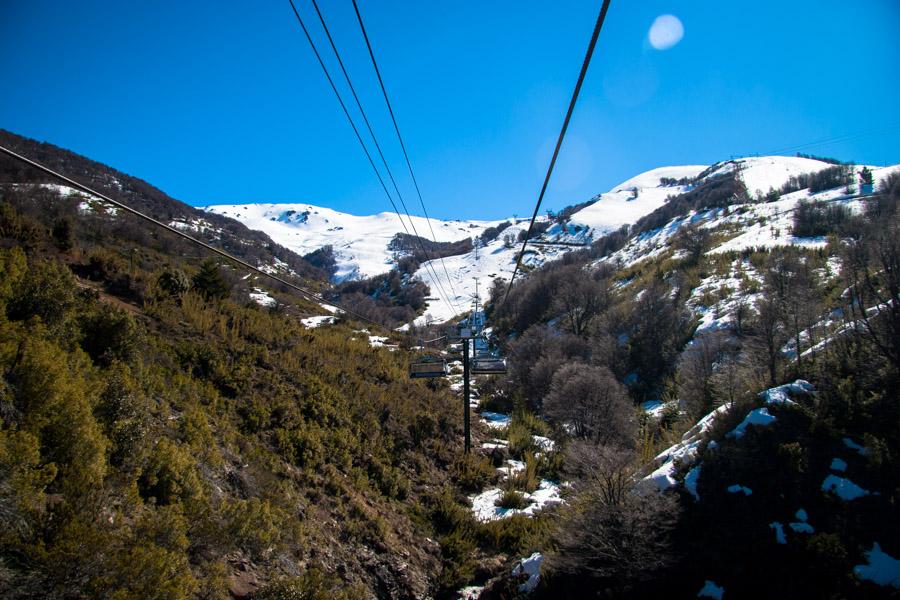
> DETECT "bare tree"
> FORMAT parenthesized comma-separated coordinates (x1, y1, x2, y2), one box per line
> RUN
(676, 331, 732, 419)
(549, 443, 680, 591)
(673, 222, 711, 265)
(749, 295, 787, 387)
(554, 267, 610, 337)
(543, 363, 635, 446)
(841, 174, 900, 378)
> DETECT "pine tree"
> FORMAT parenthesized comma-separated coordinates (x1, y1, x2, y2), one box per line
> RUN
(192, 259, 230, 301)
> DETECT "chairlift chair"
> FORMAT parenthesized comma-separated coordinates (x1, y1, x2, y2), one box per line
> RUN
(409, 356, 448, 379)
(471, 356, 507, 375)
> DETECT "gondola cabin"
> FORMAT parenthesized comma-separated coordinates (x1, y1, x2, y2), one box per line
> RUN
(471, 356, 507, 375)
(409, 356, 448, 379)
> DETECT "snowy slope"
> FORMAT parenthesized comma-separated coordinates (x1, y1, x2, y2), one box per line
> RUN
(205, 157, 898, 325)
(204, 203, 506, 282)
(709, 155, 837, 198)
(412, 220, 566, 324)
(566, 165, 707, 235)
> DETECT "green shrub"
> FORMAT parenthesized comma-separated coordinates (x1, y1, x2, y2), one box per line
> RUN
(507, 453, 540, 493)
(451, 453, 496, 493)
(478, 514, 551, 556)
(254, 569, 363, 600)
(138, 438, 204, 507)
(437, 529, 478, 591)
(224, 497, 287, 560)
(496, 489, 529, 510)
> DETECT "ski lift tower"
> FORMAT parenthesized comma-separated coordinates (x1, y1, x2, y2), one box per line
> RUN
(450, 325, 475, 453)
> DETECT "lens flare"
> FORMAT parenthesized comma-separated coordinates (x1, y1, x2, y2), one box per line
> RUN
(648, 14, 684, 50)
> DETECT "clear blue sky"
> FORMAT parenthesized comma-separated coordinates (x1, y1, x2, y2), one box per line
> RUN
(2, 1, 898, 219)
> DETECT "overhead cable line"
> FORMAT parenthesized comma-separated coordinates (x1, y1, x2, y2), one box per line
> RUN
(350, 0, 462, 308)
(287, 0, 459, 318)
(308, 0, 460, 317)
(758, 125, 900, 158)
(0, 144, 380, 327)
(502, 0, 612, 305)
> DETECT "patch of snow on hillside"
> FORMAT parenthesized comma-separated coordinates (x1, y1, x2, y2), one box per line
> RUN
(300, 315, 336, 328)
(249, 288, 276, 307)
(789, 521, 814, 534)
(770, 522, 787, 544)
(512, 552, 544, 593)
(732, 156, 834, 198)
(688, 259, 762, 335)
(481, 412, 511, 430)
(727, 407, 776, 439)
(761, 380, 813, 405)
(458, 586, 484, 599)
(697, 579, 725, 599)
(469, 480, 563, 522)
(641, 404, 729, 492)
(822, 475, 870, 500)
(411, 220, 565, 325)
(830, 458, 848, 472)
(684, 465, 702, 500)
(843, 437, 869, 456)
(727, 484, 753, 496)
(854, 543, 900, 588)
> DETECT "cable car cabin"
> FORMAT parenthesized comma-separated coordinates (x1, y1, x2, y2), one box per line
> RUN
(471, 357, 507, 375)
(409, 357, 448, 379)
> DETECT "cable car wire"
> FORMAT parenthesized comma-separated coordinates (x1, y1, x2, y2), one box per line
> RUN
(0, 144, 380, 327)
(350, 0, 462, 308)
(308, 0, 459, 316)
(502, 0, 612, 305)
(288, 0, 459, 318)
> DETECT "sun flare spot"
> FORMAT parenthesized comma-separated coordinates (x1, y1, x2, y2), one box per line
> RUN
(648, 14, 684, 50)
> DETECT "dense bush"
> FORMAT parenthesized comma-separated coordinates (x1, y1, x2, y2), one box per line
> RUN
(478, 220, 512, 244)
(792, 199, 852, 237)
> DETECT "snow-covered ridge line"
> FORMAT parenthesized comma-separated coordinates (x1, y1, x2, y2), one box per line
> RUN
(205, 157, 899, 326)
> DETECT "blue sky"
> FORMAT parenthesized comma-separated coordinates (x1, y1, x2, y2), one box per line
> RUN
(1, 1, 898, 219)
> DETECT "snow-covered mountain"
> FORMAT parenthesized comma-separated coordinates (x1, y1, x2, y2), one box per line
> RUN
(203, 202, 507, 282)
(205, 156, 899, 325)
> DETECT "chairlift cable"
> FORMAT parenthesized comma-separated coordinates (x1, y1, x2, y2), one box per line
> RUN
(350, 0, 463, 308)
(0, 144, 381, 327)
(309, 0, 460, 317)
(502, 0, 612, 305)
(286, 0, 459, 318)
(299, 0, 461, 318)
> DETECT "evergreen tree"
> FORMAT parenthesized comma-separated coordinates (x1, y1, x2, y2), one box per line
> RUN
(192, 259, 230, 301)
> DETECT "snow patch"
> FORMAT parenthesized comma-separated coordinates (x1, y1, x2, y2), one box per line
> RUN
(854, 543, 900, 588)
(697, 579, 724, 599)
(843, 437, 869, 456)
(727, 407, 776, 439)
(761, 379, 813, 405)
(684, 465, 701, 501)
(458, 586, 484, 599)
(512, 552, 543, 593)
(300, 315, 336, 329)
(822, 475, 870, 501)
(789, 521, 814, 534)
(469, 480, 563, 522)
(248, 288, 276, 307)
(727, 484, 753, 496)
(532, 435, 555, 452)
(830, 458, 848, 472)
(770, 522, 787, 545)
(480, 412, 511, 430)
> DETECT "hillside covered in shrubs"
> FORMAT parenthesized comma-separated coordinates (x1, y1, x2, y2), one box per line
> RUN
(472, 168, 900, 597)
(0, 141, 494, 598)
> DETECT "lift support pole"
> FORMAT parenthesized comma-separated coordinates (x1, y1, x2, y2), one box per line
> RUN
(462, 338, 471, 453)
